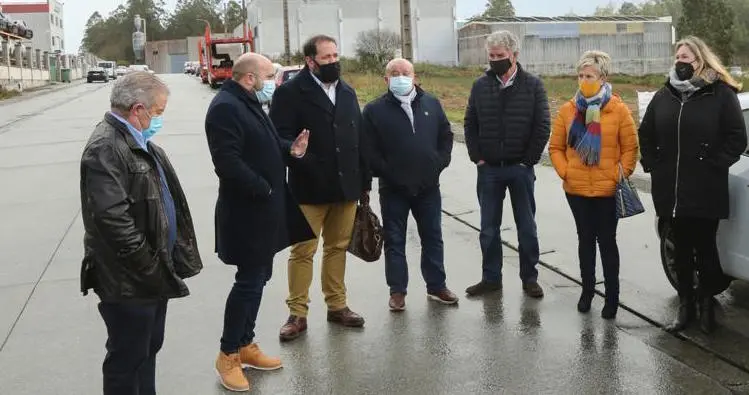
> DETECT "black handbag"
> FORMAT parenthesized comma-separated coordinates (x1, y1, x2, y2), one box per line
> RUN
(347, 194, 383, 262)
(615, 163, 645, 219)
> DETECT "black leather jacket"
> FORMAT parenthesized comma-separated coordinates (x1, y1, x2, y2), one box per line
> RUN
(79, 113, 202, 301)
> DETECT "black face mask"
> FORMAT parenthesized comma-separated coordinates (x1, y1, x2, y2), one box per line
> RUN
(674, 61, 695, 81)
(314, 61, 341, 83)
(490, 58, 512, 76)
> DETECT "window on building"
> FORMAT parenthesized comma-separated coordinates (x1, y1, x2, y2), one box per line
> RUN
(60, 18, 63, 28)
(50, 14, 54, 24)
(61, 40, 64, 49)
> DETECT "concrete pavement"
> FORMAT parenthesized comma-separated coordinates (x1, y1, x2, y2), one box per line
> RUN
(0, 74, 748, 394)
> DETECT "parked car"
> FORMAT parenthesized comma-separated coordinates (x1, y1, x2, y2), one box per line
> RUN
(115, 65, 128, 77)
(128, 64, 154, 74)
(274, 65, 303, 88)
(729, 66, 744, 79)
(10, 20, 33, 39)
(656, 92, 749, 293)
(0, 12, 11, 33)
(87, 67, 109, 83)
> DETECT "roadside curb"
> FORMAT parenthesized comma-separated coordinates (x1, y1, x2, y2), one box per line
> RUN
(450, 122, 652, 193)
(0, 79, 87, 106)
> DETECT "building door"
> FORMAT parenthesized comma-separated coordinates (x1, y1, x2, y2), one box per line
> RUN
(170, 53, 189, 73)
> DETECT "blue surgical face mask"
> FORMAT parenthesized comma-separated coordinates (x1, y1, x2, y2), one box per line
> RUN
(255, 80, 276, 103)
(142, 115, 163, 140)
(389, 76, 414, 96)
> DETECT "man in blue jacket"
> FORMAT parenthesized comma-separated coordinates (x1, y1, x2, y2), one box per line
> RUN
(362, 58, 457, 311)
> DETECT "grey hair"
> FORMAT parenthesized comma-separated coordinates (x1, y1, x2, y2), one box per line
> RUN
(485, 30, 520, 53)
(385, 58, 414, 75)
(577, 50, 612, 77)
(110, 71, 170, 111)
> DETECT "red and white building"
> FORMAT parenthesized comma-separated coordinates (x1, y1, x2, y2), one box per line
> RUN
(0, 0, 65, 52)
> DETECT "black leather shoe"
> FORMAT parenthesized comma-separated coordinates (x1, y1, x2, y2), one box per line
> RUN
(665, 296, 695, 332)
(699, 296, 716, 334)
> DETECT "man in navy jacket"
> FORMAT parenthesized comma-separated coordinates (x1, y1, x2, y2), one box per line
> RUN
(362, 58, 457, 311)
(204, 53, 314, 392)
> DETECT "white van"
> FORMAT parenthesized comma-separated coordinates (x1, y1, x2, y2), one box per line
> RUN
(97, 61, 117, 80)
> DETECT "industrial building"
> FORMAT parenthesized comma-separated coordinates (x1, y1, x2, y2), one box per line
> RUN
(145, 33, 235, 74)
(238, 0, 458, 65)
(0, 0, 65, 53)
(459, 16, 675, 76)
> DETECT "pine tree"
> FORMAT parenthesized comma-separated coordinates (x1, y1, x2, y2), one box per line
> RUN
(678, 0, 735, 62)
(483, 0, 516, 18)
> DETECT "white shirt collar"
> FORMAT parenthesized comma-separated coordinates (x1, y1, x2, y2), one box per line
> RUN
(310, 71, 338, 89)
(497, 66, 518, 88)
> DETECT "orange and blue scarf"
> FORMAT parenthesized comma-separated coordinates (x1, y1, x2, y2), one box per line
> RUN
(568, 83, 612, 166)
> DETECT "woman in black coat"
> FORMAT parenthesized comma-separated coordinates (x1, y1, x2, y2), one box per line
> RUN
(639, 36, 747, 334)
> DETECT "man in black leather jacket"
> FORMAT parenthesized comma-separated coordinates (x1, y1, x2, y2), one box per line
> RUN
(79, 71, 202, 395)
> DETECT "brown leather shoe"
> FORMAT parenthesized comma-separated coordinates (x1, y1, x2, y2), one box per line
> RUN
(279, 315, 307, 342)
(327, 307, 365, 327)
(428, 288, 459, 305)
(523, 282, 545, 298)
(389, 293, 406, 312)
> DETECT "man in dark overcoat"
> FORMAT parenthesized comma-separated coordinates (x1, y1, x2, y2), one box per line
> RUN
(204, 52, 313, 392)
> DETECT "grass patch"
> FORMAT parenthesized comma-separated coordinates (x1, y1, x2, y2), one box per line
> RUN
(0, 86, 20, 100)
(342, 63, 749, 126)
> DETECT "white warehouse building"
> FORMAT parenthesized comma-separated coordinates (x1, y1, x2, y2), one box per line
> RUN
(234, 0, 458, 65)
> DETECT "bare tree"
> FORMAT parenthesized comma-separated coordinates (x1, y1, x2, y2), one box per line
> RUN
(355, 29, 401, 71)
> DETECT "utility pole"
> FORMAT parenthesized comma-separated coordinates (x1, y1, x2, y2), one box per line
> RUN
(242, 0, 248, 52)
(400, 0, 413, 61)
(223, 1, 228, 34)
(283, 0, 290, 64)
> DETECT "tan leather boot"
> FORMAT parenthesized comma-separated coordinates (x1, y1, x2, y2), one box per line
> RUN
(240, 343, 283, 371)
(215, 352, 250, 392)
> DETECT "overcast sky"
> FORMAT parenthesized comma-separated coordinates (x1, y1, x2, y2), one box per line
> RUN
(3, 0, 629, 53)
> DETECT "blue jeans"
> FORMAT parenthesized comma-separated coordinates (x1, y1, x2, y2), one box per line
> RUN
(566, 194, 620, 302)
(98, 300, 167, 395)
(477, 164, 540, 284)
(380, 186, 447, 294)
(220, 263, 273, 354)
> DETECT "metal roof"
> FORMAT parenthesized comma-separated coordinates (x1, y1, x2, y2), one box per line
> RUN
(469, 16, 664, 23)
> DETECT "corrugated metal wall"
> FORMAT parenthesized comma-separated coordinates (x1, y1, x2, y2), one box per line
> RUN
(459, 21, 673, 76)
(247, 0, 458, 65)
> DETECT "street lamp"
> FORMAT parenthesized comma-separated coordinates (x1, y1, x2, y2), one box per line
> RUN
(133, 14, 147, 63)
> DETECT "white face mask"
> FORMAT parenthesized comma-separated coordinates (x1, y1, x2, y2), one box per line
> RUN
(255, 80, 276, 103)
(389, 76, 414, 96)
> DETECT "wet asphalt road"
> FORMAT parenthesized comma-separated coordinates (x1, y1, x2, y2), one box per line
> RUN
(1, 75, 749, 394)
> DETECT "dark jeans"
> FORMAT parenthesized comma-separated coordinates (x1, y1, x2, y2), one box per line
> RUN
(477, 163, 540, 284)
(672, 217, 722, 297)
(381, 186, 447, 294)
(220, 263, 273, 354)
(98, 300, 168, 395)
(566, 194, 620, 302)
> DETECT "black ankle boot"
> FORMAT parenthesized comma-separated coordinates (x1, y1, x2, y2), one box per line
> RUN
(601, 293, 618, 320)
(666, 296, 695, 332)
(577, 291, 594, 313)
(699, 296, 716, 334)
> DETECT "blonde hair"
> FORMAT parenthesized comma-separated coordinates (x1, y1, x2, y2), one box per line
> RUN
(576, 50, 611, 78)
(676, 36, 742, 90)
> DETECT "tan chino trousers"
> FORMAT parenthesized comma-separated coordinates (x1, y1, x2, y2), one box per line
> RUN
(286, 202, 357, 317)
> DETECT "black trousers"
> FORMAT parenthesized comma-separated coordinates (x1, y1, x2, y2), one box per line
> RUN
(98, 300, 168, 395)
(566, 194, 620, 302)
(671, 217, 723, 297)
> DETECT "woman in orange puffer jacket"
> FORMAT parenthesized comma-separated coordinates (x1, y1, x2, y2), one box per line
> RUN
(548, 50, 639, 320)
